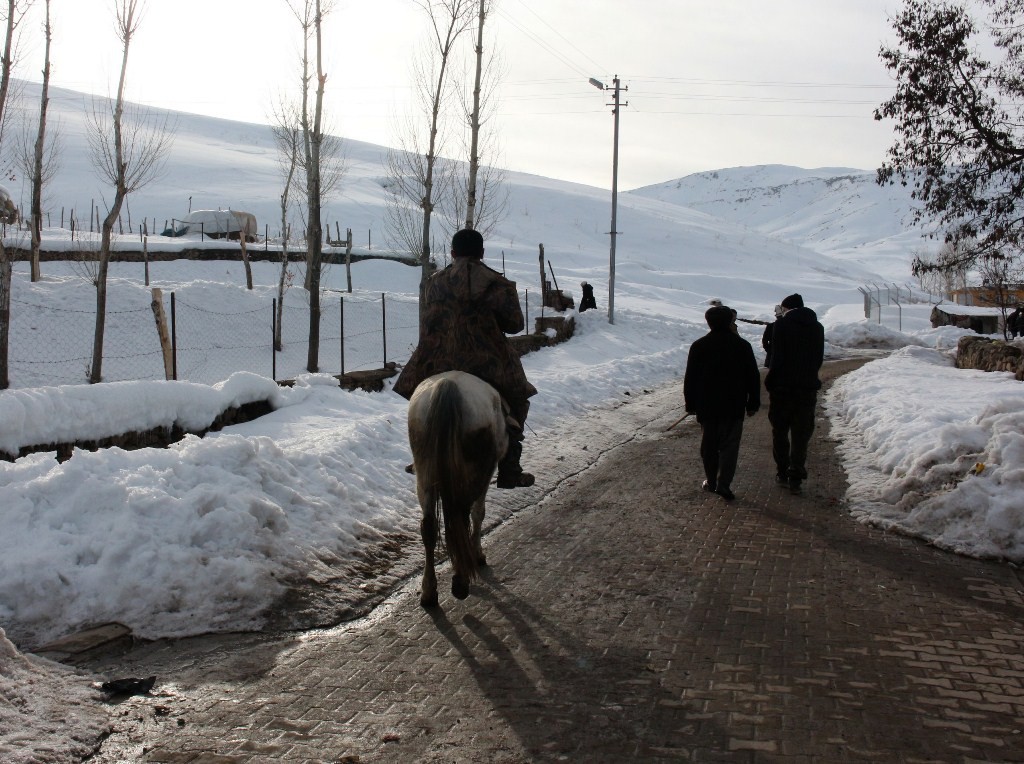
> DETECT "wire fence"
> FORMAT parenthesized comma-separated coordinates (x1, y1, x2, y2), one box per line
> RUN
(859, 282, 943, 330)
(5, 287, 539, 390)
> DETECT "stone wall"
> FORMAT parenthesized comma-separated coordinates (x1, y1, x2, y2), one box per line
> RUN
(509, 315, 575, 357)
(956, 335, 1024, 380)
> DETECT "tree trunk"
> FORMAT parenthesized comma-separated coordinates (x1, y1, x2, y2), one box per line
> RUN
(305, 0, 326, 373)
(0, 243, 10, 389)
(464, 0, 486, 230)
(240, 233, 253, 289)
(0, 0, 16, 143)
(91, 0, 134, 383)
(91, 204, 122, 383)
(345, 227, 353, 293)
(30, 0, 53, 282)
(276, 192, 289, 352)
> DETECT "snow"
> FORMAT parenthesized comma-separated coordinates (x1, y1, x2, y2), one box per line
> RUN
(827, 346, 1024, 560)
(3, 84, 1023, 761)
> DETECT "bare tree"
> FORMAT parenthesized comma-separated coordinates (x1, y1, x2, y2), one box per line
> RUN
(86, 0, 174, 383)
(270, 100, 302, 352)
(385, 0, 474, 304)
(463, 0, 488, 230)
(28, 0, 53, 281)
(11, 108, 62, 270)
(913, 238, 971, 298)
(978, 253, 1024, 336)
(0, 0, 32, 148)
(0, 0, 35, 390)
(286, 0, 338, 373)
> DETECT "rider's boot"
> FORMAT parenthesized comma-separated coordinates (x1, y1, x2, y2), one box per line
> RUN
(496, 438, 535, 489)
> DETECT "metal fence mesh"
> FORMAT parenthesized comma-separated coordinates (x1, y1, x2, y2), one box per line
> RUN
(6, 288, 428, 389)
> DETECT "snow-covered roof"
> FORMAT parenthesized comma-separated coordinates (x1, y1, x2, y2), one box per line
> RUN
(933, 302, 1005, 316)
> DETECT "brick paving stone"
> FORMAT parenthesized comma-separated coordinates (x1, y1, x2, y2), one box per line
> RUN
(80, 359, 1024, 763)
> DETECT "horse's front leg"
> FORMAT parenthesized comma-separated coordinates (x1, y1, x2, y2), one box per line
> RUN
(419, 490, 439, 608)
(470, 495, 487, 567)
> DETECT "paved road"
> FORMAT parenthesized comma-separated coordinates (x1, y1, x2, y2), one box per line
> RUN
(82, 359, 1024, 762)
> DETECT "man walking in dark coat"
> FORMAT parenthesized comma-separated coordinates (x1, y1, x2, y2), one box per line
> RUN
(765, 293, 825, 495)
(683, 305, 761, 501)
(394, 229, 537, 488)
(761, 304, 783, 367)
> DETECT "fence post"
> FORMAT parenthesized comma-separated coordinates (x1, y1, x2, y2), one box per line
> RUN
(340, 294, 345, 376)
(381, 292, 387, 367)
(272, 298, 277, 382)
(171, 292, 178, 381)
(151, 288, 173, 380)
(524, 289, 529, 334)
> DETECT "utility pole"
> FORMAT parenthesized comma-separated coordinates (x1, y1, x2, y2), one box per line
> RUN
(589, 75, 628, 324)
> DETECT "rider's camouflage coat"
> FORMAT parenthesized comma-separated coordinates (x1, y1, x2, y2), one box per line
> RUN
(393, 257, 537, 407)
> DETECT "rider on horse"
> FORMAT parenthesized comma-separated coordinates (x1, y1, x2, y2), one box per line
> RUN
(393, 228, 538, 489)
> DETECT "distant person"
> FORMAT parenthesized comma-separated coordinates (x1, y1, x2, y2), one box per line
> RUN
(683, 305, 761, 501)
(1008, 305, 1023, 338)
(579, 281, 597, 312)
(761, 305, 784, 367)
(393, 228, 537, 488)
(765, 293, 825, 495)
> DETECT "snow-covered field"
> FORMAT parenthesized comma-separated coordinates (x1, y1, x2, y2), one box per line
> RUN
(2, 83, 1021, 762)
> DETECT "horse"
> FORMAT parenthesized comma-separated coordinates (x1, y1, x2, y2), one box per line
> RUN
(407, 370, 509, 607)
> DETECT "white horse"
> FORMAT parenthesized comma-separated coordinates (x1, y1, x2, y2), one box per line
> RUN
(408, 371, 508, 607)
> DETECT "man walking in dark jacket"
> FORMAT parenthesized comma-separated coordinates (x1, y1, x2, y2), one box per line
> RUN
(683, 305, 761, 501)
(765, 293, 825, 495)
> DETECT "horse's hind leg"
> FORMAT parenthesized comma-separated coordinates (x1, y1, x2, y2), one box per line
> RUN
(451, 510, 472, 600)
(470, 496, 487, 567)
(419, 492, 439, 608)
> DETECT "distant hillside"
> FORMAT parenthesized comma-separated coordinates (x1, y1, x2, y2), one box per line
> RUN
(5, 81, 907, 315)
(629, 165, 935, 282)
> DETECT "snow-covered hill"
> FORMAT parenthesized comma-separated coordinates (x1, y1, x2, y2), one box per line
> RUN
(630, 165, 933, 282)
(4, 81, 929, 311)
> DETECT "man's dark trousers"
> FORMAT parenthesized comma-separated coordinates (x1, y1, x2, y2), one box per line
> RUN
(768, 388, 816, 481)
(700, 415, 745, 490)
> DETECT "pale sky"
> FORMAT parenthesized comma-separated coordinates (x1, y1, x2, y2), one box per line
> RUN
(16, 0, 900, 190)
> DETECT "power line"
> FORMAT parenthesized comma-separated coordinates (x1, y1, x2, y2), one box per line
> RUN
(503, 0, 607, 74)
(492, 7, 595, 81)
(630, 76, 894, 90)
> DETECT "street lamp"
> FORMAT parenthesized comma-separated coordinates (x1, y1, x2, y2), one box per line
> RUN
(590, 75, 627, 324)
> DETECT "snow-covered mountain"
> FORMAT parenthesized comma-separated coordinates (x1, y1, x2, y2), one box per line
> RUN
(630, 165, 933, 282)
(7, 81, 927, 303)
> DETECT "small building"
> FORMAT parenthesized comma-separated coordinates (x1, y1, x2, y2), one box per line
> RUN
(165, 209, 257, 242)
(949, 283, 1024, 307)
(930, 303, 1002, 334)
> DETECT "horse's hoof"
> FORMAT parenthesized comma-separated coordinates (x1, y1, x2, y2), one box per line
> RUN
(477, 554, 488, 567)
(420, 592, 439, 608)
(451, 575, 470, 600)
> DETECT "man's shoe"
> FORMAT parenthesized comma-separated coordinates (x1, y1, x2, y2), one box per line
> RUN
(776, 473, 789, 485)
(497, 471, 535, 489)
(701, 479, 717, 492)
(789, 479, 803, 495)
(715, 487, 736, 501)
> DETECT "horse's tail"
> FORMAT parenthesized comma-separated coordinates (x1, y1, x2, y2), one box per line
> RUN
(416, 377, 480, 583)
